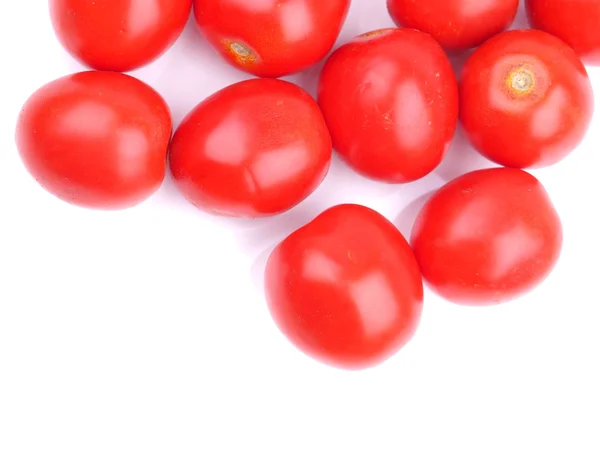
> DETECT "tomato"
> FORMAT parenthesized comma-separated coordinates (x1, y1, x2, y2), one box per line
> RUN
(49, 0, 192, 72)
(16, 71, 172, 210)
(460, 30, 594, 169)
(526, 0, 600, 65)
(169, 79, 332, 218)
(317, 28, 458, 183)
(411, 168, 562, 306)
(387, 0, 519, 51)
(265, 204, 423, 369)
(192, 0, 350, 78)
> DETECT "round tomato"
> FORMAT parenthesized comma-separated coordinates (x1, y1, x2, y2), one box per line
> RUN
(411, 168, 563, 306)
(265, 204, 423, 369)
(387, 0, 519, 51)
(49, 0, 192, 72)
(169, 79, 332, 218)
(460, 30, 594, 169)
(317, 28, 458, 183)
(192, 0, 350, 78)
(526, 0, 600, 65)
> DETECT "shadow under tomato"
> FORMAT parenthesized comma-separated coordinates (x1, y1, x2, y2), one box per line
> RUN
(393, 190, 436, 240)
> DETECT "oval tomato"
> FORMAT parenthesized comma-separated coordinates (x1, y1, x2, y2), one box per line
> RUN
(526, 0, 600, 65)
(317, 28, 458, 183)
(411, 168, 563, 306)
(16, 71, 172, 210)
(460, 30, 594, 169)
(265, 204, 424, 369)
(169, 79, 332, 218)
(49, 0, 192, 72)
(387, 0, 519, 51)
(193, 0, 350, 78)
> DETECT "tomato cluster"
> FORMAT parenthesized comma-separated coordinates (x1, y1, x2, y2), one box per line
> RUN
(15, 1, 596, 370)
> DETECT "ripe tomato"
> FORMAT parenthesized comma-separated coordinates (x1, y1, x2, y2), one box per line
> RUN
(49, 0, 192, 72)
(460, 30, 594, 169)
(387, 0, 518, 51)
(193, 0, 350, 78)
(169, 79, 332, 218)
(265, 204, 423, 369)
(411, 168, 563, 306)
(317, 28, 458, 183)
(526, 0, 600, 65)
(16, 71, 172, 210)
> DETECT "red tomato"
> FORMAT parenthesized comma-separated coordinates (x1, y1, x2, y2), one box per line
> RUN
(526, 0, 600, 65)
(169, 79, 332, 218)
(460, 30, 594, 169)
(16, 71, 172, 210)
(49, 0, 192, 72)
(387, 0, 519, 51)
(317, 28, 458, 183)
(265, 204, 423, 369)
(193, 0, 350, 78)
(411, 168, 563, 306)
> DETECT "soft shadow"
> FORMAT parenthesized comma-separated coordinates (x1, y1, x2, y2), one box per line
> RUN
(393, 191, 436, 239)
(511, 2, 530, 31)
(285, 59, 326, 99)
(435, 126, 494, 182)
(250, 245, 273, 293)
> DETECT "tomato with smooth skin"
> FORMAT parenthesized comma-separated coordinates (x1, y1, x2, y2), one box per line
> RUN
(193, 0, 350, 78)
(526, 0, 600, 65)
(411, 168, 563, 306)
(460, 30, 594, 169)
(16, 71, 172, 210)
(387, 0, 519, 51)
(49, 0, 192, 72)
(169, 79, 332, 218)
(317, 28, 458, 183)
(265, 204, 424, 369)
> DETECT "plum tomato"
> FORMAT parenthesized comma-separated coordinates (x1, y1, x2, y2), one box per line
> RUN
(169, 79, 332, 218)
(411, 168, 563, 306)
(387, 0, 519, 51)
(526, 0, 600, 65)
(192, 0, 350, 78)
(16, 71, 172, 210)
(49, 0, 192, 72)
(317, 28, 458, 183)
(460, 30, 594, 169)
(265, 204, 424, 369)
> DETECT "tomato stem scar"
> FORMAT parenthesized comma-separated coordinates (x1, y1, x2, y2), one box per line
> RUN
(507, 67, 535, 95)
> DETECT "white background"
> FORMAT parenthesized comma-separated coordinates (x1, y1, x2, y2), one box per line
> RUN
(1, 1, 599, 449)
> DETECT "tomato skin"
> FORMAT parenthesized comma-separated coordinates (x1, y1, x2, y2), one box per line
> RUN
(387, 0, 518, 51)
(460, 30, 594, 169)
(193, 0, 350, 78)
(16, 71, 172, 210)
(265, 204, 424, 370)
(169, 79, 332, 218)
(49, 0, 192, 72)
(317, 28, 458, 183)
(411, 168, 563, 306)
(526, 0, 600, 66)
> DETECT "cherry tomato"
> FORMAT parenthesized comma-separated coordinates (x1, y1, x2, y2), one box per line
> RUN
(411, 168, 563, 306)
(265, 204, 423, 369)
(16, 71, 172, 210)
(526, 0, 600, 65)
(193, 0, 350, 78)
(169, 79, 332, 218)
(317, 28, 458, 183)
(387, 0, 519, 51)
(49, 0, 192, 72)
(460, 30, 594, 169)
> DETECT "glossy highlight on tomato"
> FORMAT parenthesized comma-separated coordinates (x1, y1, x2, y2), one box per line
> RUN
(265, 204, 424, 370)
(411, 168, 563, 306)
(193, 0, 350, 78)
(387, 0, 519, 51)
(318, 28, 458, 183)
(460, 30, 594, 169)
(169, 79, 332, 218)
(49, 0, 193, 72)
(16, 71, 173, 210)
